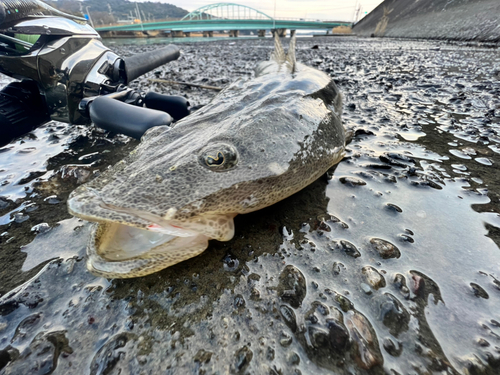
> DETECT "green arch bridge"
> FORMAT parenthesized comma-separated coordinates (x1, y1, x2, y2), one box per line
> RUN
(95, 3, 351, 37)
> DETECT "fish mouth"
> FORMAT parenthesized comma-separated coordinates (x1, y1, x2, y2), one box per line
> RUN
(86, 221, 211, 278)
(68, 189, 236, 278)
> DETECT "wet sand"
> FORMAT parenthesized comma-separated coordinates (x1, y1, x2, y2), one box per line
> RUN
(0, 36, 500, 374)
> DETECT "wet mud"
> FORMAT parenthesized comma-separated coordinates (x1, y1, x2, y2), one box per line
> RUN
(0, 36, 500, 374)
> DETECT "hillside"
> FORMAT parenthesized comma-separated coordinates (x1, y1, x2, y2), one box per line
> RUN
(45, 0, 189, 25)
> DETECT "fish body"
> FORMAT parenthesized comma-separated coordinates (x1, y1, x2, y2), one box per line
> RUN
(67, 35, 345, 278)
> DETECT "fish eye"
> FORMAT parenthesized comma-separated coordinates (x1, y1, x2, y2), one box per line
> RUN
(206, 151, 225, 166)
(199, 143, 238, 172)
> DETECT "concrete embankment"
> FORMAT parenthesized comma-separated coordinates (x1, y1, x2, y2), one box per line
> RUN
(353, 0, 500, 42)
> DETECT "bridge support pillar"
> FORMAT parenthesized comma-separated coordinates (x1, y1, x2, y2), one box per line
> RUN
(276, 28, 287, 37)
(203, 31, 214, 37)
(99, 31, 114, 38)
(184, 31, 191, 37)
(172, 31, 185, 37)
(229, 30, 239, 37)
(258, 30, 266, 37)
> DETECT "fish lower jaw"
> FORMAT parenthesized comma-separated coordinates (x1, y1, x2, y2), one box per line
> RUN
(87, 221, 211, 278)
(85, 211, 237, 278)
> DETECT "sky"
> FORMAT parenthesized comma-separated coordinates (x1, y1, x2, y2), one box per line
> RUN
(131, 0, 385, 22)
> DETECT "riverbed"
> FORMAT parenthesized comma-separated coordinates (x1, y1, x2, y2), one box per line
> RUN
(0, 36, 499, 374)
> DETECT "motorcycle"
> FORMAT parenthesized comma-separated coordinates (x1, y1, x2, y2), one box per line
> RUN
(0, 0, 189, 146)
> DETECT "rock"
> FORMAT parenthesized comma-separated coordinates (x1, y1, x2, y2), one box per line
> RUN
(232, 346, 253, 374)
(378, 293, 410, 337)
(266, 346, 275, 361)
(279, 331, 293, 347)
(4, 330, 72, 375)
(278, 265, 307, 309)
(385, 203, 402, 213)
(398, 234, 414, 243)
(31, 223, 51, 234)
(335, 293, 354, 313)
(360, 283, 372, 295)
(477, 338, 490, 347)
(13, 213, 29, 223)
(370, 238, 401, 259)
(11, 313, 42, 344)
(345, 129, 354, 145)
(326, 319, 350, 351)
(362, 266, 386, 290)
(410, 271, 443, 304)
(222, 253, 240, 272)
(194, 349, 213, 363)
(43, 195, 60, 205)
(339, 176, 367, 186)
(355, 128, 376, 136)
(308, 326, 330, 348)
(0, 197, 11, 210)
(233, 294, 246, 309)
(383, 337, 402, 357)
(470, 283, 489, 299)
(59, 165, 93, 185)
(287, 351, 300, 365)
(393, 274, 410, 299)
(332, 261, 346, 276)
(346, 311, 383, 370)
(280, 304, 298, 332)
(334, 240, 361, 258)
(0, 346, 19, 372)
(90, 333, 131, 375)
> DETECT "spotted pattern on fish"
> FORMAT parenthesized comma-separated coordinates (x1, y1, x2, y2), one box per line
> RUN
(67, 33, 345, 278)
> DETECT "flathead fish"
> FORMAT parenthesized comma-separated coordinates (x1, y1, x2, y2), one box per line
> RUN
(68, 34, 345, 278)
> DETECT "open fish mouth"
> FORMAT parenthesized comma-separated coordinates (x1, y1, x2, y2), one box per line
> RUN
(86, 221, 212, 278)
(68, 192, 236, 278)
(86, 209, 236, 278)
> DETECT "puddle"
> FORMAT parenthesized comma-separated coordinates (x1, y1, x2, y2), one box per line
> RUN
(397, 129, 426, 141)
(20, 218, 88, 272)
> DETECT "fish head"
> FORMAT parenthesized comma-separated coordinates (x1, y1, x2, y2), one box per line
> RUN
(68, 56, 345, 278)
(68, 86, 331, 278)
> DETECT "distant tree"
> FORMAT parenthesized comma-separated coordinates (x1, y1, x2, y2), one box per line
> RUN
(44, 0, 189, 24)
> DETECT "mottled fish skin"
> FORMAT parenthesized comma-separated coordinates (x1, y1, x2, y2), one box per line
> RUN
(67, 34, 345, 278)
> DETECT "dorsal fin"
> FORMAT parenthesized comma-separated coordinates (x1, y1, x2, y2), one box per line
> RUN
(286, 30, 297, 73)
(270, 31, 286, 63)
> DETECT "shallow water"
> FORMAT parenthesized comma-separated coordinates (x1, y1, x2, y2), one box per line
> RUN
(0, 37, 499, 374)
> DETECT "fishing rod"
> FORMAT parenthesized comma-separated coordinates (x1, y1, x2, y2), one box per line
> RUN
(0, 0, 189, 146)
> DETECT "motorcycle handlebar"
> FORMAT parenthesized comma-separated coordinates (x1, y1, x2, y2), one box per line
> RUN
(123, 44, 180, 84)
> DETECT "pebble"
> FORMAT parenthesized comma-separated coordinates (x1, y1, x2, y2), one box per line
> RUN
(277, 265, 307, 308)
(31, 223, 51, 234)
(470, 283, 489, 299)
(362, 266, 386, 290)
(334, 240, 361, 258)
(370, 238, 401, 259)
(339, 176, 367, 186)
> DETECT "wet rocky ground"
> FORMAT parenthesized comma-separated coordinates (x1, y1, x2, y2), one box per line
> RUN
(0, 36, 500, 374)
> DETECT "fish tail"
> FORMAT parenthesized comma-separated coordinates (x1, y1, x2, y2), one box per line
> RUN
(271, 30, 286, 64)
(286, 30, 297, 73)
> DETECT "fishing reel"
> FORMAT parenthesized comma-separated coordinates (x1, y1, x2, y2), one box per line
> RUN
(0, 0, 188, 146)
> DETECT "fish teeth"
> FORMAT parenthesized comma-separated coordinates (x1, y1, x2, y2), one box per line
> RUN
(164, 207, 177, 220)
